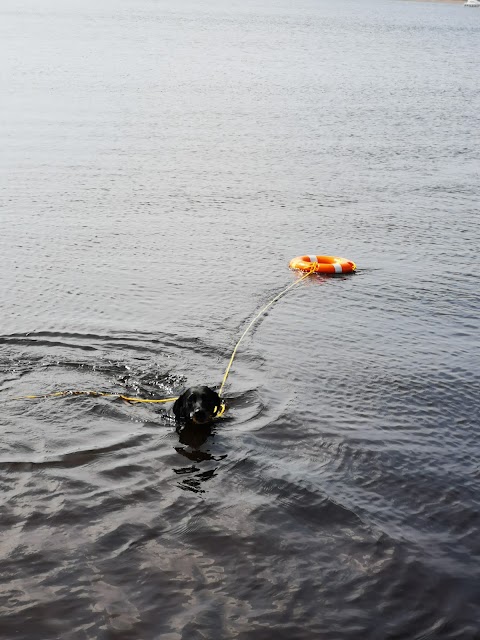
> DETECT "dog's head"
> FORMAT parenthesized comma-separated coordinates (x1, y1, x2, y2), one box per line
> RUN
(173, 386, 222, 426)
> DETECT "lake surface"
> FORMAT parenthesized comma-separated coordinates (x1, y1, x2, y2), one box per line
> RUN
(1, 0, 479, 638)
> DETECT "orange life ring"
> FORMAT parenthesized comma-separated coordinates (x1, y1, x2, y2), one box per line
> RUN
(289, 255, 356, 274)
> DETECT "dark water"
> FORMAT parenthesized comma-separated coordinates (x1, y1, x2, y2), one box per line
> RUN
(1, 0, 479, 637)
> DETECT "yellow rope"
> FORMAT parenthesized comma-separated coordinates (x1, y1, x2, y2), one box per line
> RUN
(3, 390, 179, 404)
(117, 394, 178, 404)
(218, 267, 314, 396)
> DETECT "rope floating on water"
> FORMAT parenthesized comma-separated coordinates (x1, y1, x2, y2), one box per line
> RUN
(3, 255, 355, 409)
(2, 390, 179, 404)
(218, 267, 315, 396)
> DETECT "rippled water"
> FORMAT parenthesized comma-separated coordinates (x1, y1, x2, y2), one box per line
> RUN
(1, 0, 479, 638)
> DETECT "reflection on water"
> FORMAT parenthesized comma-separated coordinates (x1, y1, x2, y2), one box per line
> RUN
(1, 0, 480, 637)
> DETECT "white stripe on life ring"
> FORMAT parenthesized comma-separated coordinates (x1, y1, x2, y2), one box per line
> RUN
(308, 255, 317, 263)
(333, 262, 342, 273)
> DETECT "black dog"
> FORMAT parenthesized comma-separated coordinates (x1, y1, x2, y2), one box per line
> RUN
(172, 386, 222, 427)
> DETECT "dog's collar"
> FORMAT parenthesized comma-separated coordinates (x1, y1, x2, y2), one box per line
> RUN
(214, 402, 227, 419)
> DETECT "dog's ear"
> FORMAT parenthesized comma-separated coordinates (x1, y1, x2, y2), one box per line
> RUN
(172, 390, 188, 420)
(172, 399, 180, 420)
(203, 386, 221, 411)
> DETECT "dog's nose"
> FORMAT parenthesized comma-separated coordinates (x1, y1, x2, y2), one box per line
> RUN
(192, 410, 209, 425)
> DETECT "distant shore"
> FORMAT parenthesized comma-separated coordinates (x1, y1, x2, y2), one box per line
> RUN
(405, 0, 464, 4)
(409, 0, 465, 3)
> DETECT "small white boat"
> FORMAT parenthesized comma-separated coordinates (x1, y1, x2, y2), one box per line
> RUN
(464, 0, 480, 7)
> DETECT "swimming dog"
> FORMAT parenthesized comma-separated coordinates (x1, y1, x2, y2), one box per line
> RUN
(172, 386, 222, 427)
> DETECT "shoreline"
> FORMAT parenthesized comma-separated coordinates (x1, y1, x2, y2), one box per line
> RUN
(403, 0, 465, 4)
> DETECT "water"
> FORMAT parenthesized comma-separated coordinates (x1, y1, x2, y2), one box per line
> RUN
(1, 0, 479, 637)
